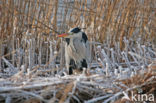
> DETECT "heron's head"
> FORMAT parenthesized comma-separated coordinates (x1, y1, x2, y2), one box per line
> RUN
(58, 27, 82, 38)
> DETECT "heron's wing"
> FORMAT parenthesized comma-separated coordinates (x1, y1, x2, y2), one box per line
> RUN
(72, 39, 91, 63)
(85, 41, 91, 63)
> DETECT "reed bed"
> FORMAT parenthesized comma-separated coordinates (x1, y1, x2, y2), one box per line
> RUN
(0, 0, 156, 103)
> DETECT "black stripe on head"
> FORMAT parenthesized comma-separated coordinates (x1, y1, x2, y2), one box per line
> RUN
(82, 32, 88, 43)
(70, 27, 81, 33)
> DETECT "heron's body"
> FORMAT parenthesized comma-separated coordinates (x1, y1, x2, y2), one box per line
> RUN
(63, 27, 90, 74)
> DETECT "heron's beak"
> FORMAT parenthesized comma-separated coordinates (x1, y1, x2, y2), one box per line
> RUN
(58, 33, 68, 37)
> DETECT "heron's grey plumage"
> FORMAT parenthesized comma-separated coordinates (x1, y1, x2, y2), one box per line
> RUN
(64, 27, 91, 74)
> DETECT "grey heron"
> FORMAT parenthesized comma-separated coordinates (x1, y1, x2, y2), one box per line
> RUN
(58, 27, 90, 74)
